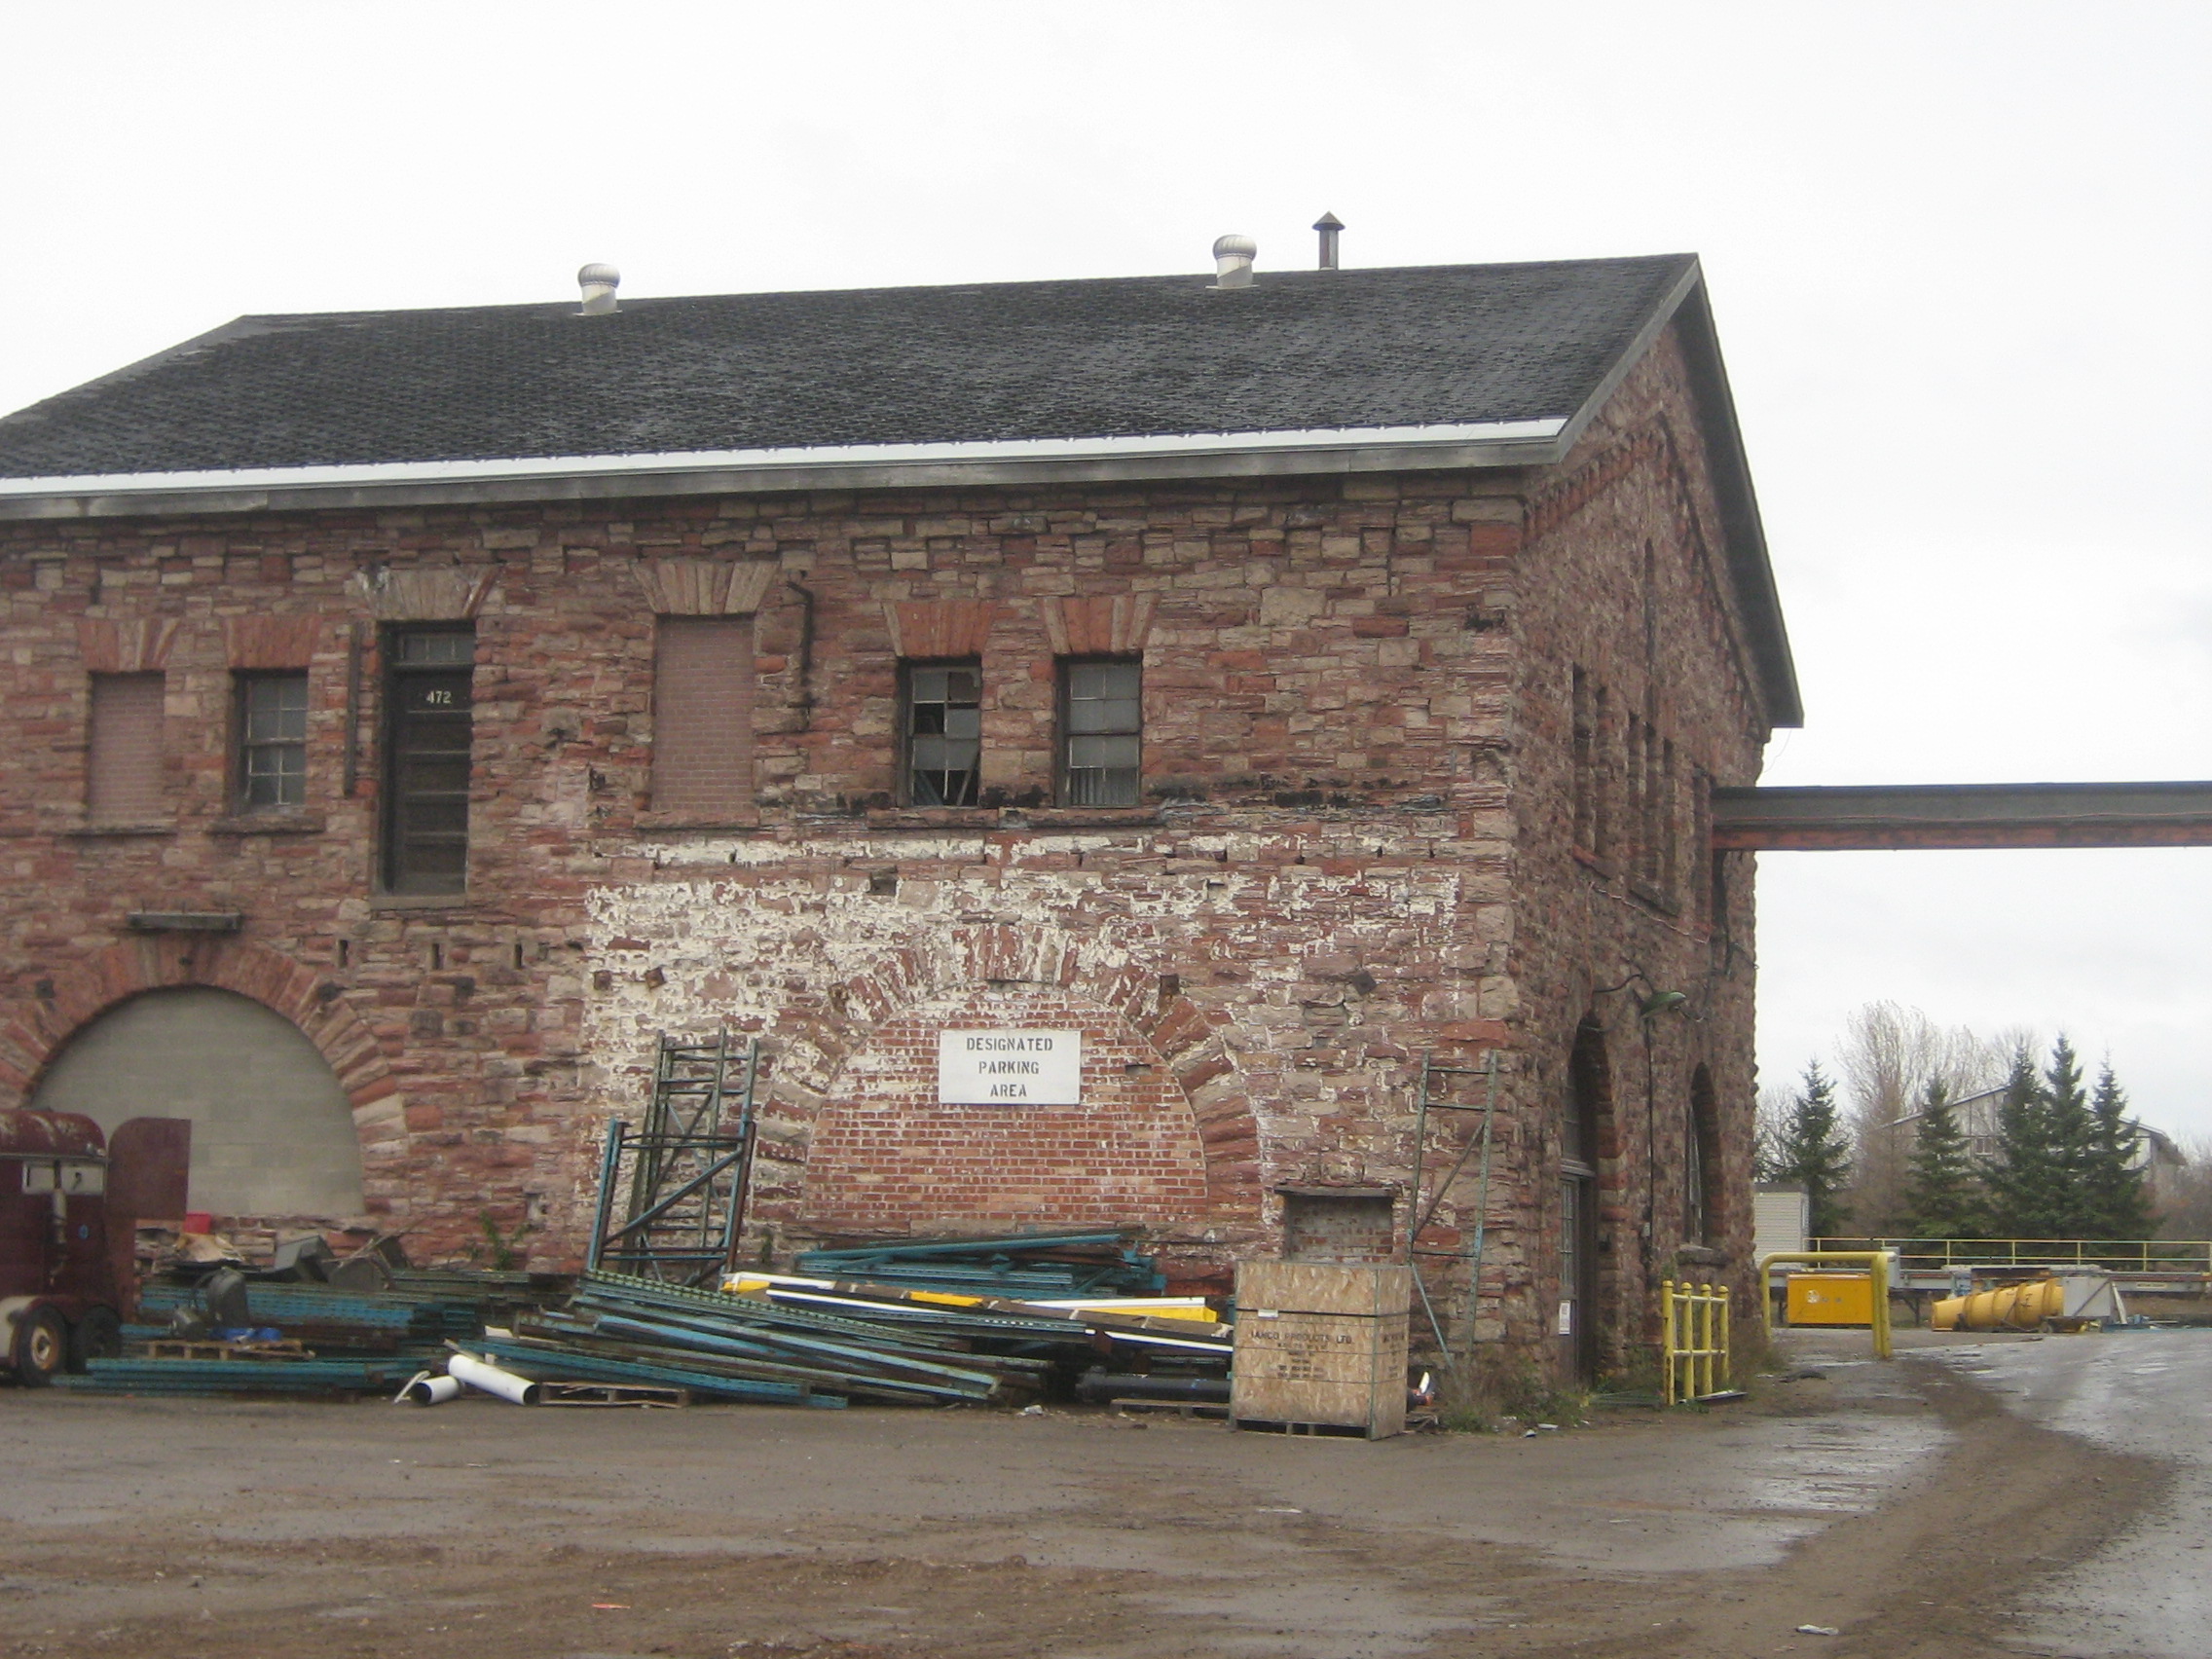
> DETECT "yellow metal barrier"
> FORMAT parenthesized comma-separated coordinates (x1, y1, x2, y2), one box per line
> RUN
(1758, 1250, 1894, 1360)
(1662, 1279, 1730, 1404)
(1810, 1236, 2212, 1273)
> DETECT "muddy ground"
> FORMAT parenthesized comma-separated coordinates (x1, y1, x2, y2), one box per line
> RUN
(0, 1330, 2175, 1659)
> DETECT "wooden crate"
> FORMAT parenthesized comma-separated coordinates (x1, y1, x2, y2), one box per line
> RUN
(1230, 1262, 1411, 1439)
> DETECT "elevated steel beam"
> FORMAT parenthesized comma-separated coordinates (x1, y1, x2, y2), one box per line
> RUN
(1712, 782, 2212, 851)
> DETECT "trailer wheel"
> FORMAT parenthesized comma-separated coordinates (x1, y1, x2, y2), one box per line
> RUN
(69, 1308, 122, 1372)
(12, 1309, 68, 1386)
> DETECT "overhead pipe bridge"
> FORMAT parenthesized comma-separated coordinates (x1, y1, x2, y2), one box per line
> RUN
(1713, 781, 2212, 852)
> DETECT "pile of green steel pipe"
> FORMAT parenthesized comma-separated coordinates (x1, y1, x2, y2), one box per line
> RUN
(57, 1357, 408, 1396)
(474, 1272, 1053, 1406)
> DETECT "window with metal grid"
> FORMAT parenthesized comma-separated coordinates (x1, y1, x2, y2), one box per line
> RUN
(1059, 658, 1141, 807)
(236, 672, 309, 810)
(87, 672, 166, 824)
(903, 661, 981, 806)
(384, 628, 474, 894)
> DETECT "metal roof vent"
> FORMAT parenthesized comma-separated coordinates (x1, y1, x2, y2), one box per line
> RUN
(1210, 234, 1257, 291)
(577, 263, 621, 315)
(1313, 212, 1344, 271)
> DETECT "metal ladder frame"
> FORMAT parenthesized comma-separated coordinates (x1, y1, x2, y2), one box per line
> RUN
(586, 1032, 763, 1286)
(1403, 1051, 1499, 1366)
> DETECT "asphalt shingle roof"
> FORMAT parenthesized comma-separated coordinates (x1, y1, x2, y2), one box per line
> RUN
(0, 256, 1696, 477)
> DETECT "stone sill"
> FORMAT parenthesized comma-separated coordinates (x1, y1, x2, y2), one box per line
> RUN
(370, 891, 476, 912)
(210, 811, 329, 836)
(1004, 807, 1162, 830)
(64, 822, 175, 839)
(1570, 848, 1617, 878)
(863, 806, 1162, 831)
(634, 811, 763, 833)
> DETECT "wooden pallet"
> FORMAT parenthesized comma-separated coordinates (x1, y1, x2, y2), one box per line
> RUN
(1229, 1417, 1382, 1440)
(136, 1340, 314, 1362)
(536, 1381, 689, 1408)
(1109, 1396, 1229, 1419)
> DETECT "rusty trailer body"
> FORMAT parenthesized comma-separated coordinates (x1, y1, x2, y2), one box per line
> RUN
(0, 1109, 190, 1384)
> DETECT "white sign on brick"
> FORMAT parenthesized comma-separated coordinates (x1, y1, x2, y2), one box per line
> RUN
(937, 1030, 1082, 1105)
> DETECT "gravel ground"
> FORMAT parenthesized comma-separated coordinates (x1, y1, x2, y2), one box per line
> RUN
(0, 1328, 2174, 1659)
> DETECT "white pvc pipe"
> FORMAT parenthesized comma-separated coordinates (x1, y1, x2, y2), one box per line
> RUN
(394, 1371, 464, 1406)
(447, 1350, 540, 1406)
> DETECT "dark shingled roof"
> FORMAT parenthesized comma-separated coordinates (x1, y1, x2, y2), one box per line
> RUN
(0, 256, 1697, 476)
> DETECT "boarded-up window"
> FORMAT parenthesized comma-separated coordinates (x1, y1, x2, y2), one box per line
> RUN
(87, 673, 165, 823)
(651, 616, 755, 816)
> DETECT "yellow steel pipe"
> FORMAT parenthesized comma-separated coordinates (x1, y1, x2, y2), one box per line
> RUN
(1931, 1275, 2065, 1332)
(1757, 1250, 1894, 1360)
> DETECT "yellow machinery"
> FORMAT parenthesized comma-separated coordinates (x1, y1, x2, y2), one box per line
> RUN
(1759, 1250, 1894, 1359)
(1786, 1271, 1876, 1326)
(1931, 1274, 2073, 1332)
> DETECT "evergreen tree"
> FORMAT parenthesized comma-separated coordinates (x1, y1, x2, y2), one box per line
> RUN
(1766, 1062, 1854, 1237)
(1982, 1045, 2058, 1237)
(2084, 1061, 2153, 1240)
(1900, 1078, 1983, 1238)
(2041, 1035, 2098, 1231)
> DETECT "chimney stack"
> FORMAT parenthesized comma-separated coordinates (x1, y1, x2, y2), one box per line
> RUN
(577, 263, 621, 315)
(1210, 234, 1257, 290)
(1313, 212, 1344, 271)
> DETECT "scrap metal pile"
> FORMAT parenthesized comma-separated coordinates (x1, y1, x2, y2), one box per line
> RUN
(58, 1226, 1232, 1412)
(56, 1236, 561, 1400)
(424, 1236, 1231, 1411)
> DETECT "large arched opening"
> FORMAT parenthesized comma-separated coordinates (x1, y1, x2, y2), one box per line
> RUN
(28, 987, 365, 1216)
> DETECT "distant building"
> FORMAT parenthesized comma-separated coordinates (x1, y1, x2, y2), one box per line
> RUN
(1895, 1088, 2188, 1215)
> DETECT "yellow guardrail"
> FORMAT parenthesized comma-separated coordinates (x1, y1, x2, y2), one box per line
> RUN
(1758, 1250, 1894, 1360)
(1661, 1278, 1730, 1404)
(1810, 1237, 2212, 1273)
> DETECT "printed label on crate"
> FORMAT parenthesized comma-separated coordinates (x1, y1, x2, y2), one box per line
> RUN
(937, 1030, 1083, 1104)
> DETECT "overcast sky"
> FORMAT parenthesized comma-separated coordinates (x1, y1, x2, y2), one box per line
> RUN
(7, 3, 2209, 1139)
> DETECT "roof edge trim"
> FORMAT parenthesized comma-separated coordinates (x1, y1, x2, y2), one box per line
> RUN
(0, 419, 1568, 520)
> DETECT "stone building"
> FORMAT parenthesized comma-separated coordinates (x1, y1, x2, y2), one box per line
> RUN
(0, 244, 1798, 1378)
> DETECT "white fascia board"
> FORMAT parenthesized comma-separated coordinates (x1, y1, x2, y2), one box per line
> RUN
(0, 417, 1569, 521)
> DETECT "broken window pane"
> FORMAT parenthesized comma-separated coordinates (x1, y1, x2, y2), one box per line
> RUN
(905, 662, 981, 805)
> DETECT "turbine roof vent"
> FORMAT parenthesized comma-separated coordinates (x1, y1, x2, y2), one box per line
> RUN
(577, 263, 621, 315)
(1210, 234, 1257, 291)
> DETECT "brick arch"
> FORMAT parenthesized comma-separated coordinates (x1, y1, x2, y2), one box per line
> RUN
(0, 937, 402, 1151)
(763, 923, 1261, 1223)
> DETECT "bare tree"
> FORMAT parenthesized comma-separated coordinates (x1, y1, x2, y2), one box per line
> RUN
(2156, 1136, 2212, 1240)
(1831, 1003, 2006, 1235)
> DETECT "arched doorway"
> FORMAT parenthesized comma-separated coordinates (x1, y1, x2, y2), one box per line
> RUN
(28, 987, 365, 1215)
(1560, 1016, 1612, 1380)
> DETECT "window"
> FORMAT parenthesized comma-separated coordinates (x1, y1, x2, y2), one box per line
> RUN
(903, 661, 980, 805)
(383, 628, 473, 895)
(649, 616, 755, 818)
(1570, 668, 1599, 853)
(236, 673, 308, 810)
(1624, 712, 1646, 873)
(1686, 1065, 1721, 1243)
(1059, 658, 1141, 807)
(87, 673, 165, 824)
